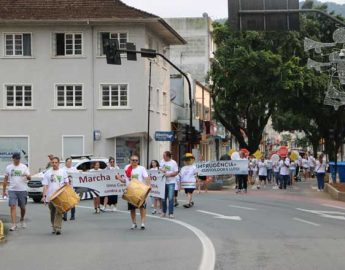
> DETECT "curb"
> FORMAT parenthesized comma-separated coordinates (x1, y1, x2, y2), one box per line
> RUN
(324, 183, 345, 202)
(0, 220, 5, 242)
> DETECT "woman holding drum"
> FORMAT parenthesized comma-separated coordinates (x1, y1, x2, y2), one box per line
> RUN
(117, 155, 150, 230)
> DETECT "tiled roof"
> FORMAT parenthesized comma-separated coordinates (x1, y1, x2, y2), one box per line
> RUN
(0, 0, 158, 20)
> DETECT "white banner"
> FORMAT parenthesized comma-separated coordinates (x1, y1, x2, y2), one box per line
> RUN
(196, 160, 249, 176)
(70, 169, 165, 198)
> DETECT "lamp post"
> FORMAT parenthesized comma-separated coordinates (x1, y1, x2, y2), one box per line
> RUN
(105, 41, 194, 153)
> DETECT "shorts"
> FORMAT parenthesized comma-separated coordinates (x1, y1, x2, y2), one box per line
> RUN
(100, 195, 118, 205)
(128, 202, 146, 211)
(259, 176, 267, 181)
(8, 191, 27, 208)
(184, 188, 195, 194)
(174, 190, 178, 197)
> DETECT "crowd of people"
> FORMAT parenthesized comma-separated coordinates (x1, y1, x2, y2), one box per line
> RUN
(2, 151, 209, 235)
(235, 151, 327, 193)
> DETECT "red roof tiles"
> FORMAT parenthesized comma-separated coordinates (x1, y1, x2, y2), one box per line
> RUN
(0, 0, 158, 20)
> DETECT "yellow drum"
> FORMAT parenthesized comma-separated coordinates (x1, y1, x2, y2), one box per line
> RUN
(50, 185, 80, 213)
(122, 179, 151, 208)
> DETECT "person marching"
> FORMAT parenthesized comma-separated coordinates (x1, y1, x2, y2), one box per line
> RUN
(117, 155, 150, 230)
(62, 157, 78, 221)
(102, 157, 119, 212)
(90, 161, 102, 213)
(258, 156, 268, 189)
(237, 151, 248, 193)
(3, 153, 31, 231)
(279, 156, 290, 190)
(315, 154, 327, 192)
(150, 160, 161, 215)
(160, 151, 179, 218)
(180, 153, 197, 208)
(42, 157, 69, 235)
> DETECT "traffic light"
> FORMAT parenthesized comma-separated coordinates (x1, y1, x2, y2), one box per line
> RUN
(105, 39, 121, 65)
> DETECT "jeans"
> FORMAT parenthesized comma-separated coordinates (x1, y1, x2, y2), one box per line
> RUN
(274, 172, 280, 186)
(63, 207, 75, 219)
(267, 169, 273, 182)
(316, 173, 325, 190)
(280, 175, 289, 189)
(162, 183, 175, 215)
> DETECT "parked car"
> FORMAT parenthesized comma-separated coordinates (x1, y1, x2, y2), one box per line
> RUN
(27, 156, 108, 203)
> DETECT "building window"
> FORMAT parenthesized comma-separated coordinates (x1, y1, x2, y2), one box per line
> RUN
(56, 85, 83, 108)
(62, 136, 84, 159)
(101, 84, 128, 108)
(5, 85, 32, 108)
(5, 33, 31, 56)
(100, 32, 128, 55)
(54, 33, 82, 56)
(162, 92, 168, 114)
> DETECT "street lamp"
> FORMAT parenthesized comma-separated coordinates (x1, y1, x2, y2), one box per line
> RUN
(104, 40, 194, 166)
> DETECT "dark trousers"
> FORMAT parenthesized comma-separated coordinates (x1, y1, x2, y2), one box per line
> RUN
(267, 169, 273, 182)
(63, 207, 75, 219)
(238, 175, 248, 190)
(280, 175, 289, 189)
(316, 173, 325, 190)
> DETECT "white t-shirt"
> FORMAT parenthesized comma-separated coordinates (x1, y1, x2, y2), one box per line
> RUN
(315, 160, 327, 173)
(266, 160, 273, 170)
(279, 159, 290, 176)
(5, 163, 30, 191)
(180, 165, 197, 188)
(107, 165, 120, 170)
(273, 161, 280, 173)
(42, 168, 69, 202)
(124, 165, 149, 186)
(258, 161, 267, 176)
(290, 161, 297, 171)
(62, 166, 78, 186)
(160, 159, 179, 184)
(252, 159, 258, 172)
(308, 156, 316, 168)
(302, 158, 309, 169)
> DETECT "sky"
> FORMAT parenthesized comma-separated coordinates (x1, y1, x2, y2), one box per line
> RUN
(122, 0, 345, 19)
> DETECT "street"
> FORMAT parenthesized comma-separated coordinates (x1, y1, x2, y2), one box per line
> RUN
(1, 180, 345, 270)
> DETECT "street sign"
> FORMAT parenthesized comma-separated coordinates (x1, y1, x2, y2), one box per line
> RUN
(155, 131, 175, 141)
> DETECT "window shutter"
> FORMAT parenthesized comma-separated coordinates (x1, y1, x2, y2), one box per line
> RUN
(23, 34, 31, 56)
(101, 32, 109, 56)
(56, 33, 65, 56)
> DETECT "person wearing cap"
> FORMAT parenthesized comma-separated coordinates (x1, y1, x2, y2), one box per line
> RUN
(2, 153, 31, 231)
(180, 153, 197, 208)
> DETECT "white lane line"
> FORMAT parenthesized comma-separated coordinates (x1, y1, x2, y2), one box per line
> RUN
(322, 204, 345, 211)
(197, 210, 242, 221)
(228, 205, 256, 211)
(77, 205, 216, 270)
(293, 217, 320, 227)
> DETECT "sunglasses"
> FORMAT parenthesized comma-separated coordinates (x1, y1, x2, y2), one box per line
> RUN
(131, 159, 139, 162)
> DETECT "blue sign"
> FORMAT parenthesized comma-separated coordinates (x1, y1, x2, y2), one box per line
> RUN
(155, 131, 175, 141)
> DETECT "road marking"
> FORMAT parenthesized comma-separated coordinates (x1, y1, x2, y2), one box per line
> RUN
(228, 205, 256, 211)
(322, 204, 345, 211)
(293, 217, 320, 227)
(296, 208, 345, 221)
(77, 205, 216, 270)
(197, 210, 242, 221)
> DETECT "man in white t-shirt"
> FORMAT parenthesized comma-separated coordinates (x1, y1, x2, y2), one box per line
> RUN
(2, 153, 31, 231)
(117, 155, 150, 230)
(258, 157, 268, 188)
(279, 156, 290, 190)
(42, 157, 69, 235)
(160, 151, 179, 218)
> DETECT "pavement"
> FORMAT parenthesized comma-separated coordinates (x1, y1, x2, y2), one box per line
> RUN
(1, 179, 345, 270)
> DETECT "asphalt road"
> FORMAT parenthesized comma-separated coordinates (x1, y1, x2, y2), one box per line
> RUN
(1, 180, 345, 270)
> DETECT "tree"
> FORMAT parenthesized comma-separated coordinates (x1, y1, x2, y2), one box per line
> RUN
(210, 24, 302, 153)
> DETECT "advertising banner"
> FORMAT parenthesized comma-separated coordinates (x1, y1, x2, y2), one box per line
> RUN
(195, 160, 249, 176)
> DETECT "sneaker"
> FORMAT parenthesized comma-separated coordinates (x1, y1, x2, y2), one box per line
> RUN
(130, 224, 137, 230)
(169, 214, 175, 219)
(9, 225, 17, 231)
(63, 217, 67, 221)
(100, 206, 106, 212)
(111, 205, 117, 212)
(20, 221, 27, 229)
(174, 202, 179, 207)
(317, 189, 321, 192)
(70, 216, 75, 221)
(140, 224, 145, 230)
(183, 204, 190, 208)
(56, 231, 61, 235)
(97, 207, 101, 214)
(151, 209, 157, 215)
(190, 201, 194, 206)
(160, 213, 166, 218)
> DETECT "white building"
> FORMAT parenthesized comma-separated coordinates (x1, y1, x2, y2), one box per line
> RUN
(0, 0, 185, 173)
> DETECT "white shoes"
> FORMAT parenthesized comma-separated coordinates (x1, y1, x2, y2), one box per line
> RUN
(111, 205, 117, 212)
(10, 224, 17, 231)
(20, 221, 27, 229)
(131, 223, 137, 230)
